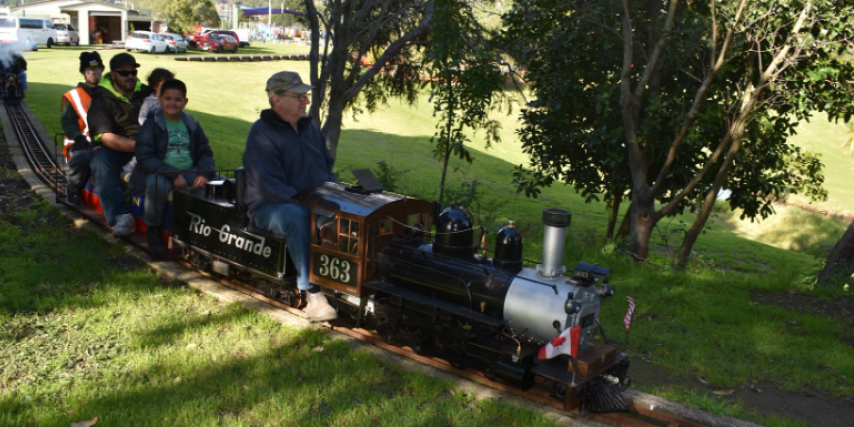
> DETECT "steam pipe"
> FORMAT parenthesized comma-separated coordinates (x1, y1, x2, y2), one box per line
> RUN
(537, 209, 571, 278)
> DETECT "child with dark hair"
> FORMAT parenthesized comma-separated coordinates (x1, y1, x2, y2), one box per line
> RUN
(138, 67, 174, 125)
(128, 79, 216, 256)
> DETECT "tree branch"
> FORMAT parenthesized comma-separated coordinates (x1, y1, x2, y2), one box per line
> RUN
(342, 0, 435, 102)
(658, 1, 814, 216)
(651, 0, 748, 195)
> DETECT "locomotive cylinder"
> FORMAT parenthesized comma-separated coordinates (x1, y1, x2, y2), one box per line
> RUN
(538, 209, 571, 278)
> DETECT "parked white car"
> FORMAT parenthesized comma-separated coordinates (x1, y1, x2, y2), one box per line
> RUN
(0, 16, 57, 50)
(162, 33, 188, 53)
(54, 23, 79, 46)
(125, 31, 168, 53)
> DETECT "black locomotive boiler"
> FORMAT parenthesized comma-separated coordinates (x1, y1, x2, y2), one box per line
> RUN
(167, 170, 630, 413)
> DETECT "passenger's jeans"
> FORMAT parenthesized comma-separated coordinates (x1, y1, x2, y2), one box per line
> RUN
(253, 203, 311, 291)
(67, 149, 93, 192)
(90, 146, 134, 226)
(144, 172, 199, 227)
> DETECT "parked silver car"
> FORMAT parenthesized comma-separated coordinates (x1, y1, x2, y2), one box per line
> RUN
(125, 31, 169, 53)
(163, 33, 189, 53)
(54, 23, 79, 46)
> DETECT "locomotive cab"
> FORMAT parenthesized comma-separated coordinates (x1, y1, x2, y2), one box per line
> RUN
(305, 182, 433, 297)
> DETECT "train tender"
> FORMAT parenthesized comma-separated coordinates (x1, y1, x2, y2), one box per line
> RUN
(163, 169, 630, 413)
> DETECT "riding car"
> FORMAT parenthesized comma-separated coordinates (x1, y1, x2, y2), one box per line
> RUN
(163, 33, 189, 53)
(197, 34, 238, 53)
(125, 31, 169, 53)
(54, 23, 80, 45)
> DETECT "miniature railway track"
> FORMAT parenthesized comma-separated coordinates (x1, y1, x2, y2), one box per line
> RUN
(7, 101, 722, 427)
(5, 102, 66, 193)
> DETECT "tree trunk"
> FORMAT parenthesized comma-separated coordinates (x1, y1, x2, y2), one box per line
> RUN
(606, 195, 622, 239)
(616, 201, 633, 239)
(818, 220, 854, 285)
(321, 95, 346, 160)
(629, 191, 658, 261)
(676, 188, 720, 268)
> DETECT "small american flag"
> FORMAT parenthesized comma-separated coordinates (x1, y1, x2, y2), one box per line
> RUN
(623, 296, 635, 331)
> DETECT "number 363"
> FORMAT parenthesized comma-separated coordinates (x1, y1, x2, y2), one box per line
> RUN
(318, 254, 351, 283)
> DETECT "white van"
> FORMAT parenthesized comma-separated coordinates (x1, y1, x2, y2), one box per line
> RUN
(0, 15, 58, 51)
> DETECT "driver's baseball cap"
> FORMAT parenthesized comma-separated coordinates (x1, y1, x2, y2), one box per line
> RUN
(110, 52, 140, 70)
(266, 71, 313, 94)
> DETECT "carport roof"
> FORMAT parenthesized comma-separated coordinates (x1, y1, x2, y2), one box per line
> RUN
(11, 0, 138, 13)
(240, 7, 305, 16)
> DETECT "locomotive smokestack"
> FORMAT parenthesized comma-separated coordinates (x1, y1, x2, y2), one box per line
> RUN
(537, 209, 571, 278)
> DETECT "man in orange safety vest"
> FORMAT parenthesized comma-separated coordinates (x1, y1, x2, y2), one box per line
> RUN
(62, 51, 104, 205)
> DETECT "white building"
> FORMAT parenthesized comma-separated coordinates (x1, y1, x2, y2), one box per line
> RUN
(10, 0, 154, 46)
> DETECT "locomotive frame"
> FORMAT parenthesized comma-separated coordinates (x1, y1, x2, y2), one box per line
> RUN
(57, 164, 631, 413)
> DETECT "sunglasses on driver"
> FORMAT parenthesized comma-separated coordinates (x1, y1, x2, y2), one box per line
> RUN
(115, 69, 139, 77)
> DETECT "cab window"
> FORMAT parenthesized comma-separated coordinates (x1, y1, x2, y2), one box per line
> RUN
(407, 212, 432, 241)
(338, 218, 360, 255)
(378, 218, 392, 235)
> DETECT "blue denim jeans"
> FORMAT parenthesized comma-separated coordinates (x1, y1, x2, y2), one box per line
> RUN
(66, 149, 93, 192)
(252, 203, 311, 290)
(144, 172, 199, 227)
(90, 146, 134, 226)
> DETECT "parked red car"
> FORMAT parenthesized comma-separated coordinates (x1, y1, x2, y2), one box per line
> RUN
(197, 34, 238, 53)
(187, 30, 211, 47)
(192, 30, 241, 48)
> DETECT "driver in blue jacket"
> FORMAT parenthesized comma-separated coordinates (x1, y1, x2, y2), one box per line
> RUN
(242, 71, 338, 322)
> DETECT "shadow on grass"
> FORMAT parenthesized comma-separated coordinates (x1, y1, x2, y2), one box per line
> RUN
(0, 305, 497, 426)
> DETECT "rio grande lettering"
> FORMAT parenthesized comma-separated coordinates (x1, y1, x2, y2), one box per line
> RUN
(187, 212, 272, 258)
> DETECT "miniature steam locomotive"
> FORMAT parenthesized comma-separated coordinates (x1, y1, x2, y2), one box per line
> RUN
(164, 170, 630, 412)
(68, 167, 630, 412)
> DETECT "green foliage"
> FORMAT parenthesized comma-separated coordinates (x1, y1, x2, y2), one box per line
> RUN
(442, 179, 501, 231)
(305, 0, 434, 157)
(156, 0, 220, 34)
(424, 0, 505, 206)
(501, 0, 854, 262)
(371, 160, 408, 193)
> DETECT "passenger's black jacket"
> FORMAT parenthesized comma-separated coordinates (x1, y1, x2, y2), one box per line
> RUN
(127, 110, 216, 194)
(86, 75, 151, 146)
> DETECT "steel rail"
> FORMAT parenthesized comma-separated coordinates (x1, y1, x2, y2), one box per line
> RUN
(5, 102, 66, 192)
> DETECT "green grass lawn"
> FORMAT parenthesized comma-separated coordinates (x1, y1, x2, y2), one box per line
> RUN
(7, 44, 854, 426)
(0, 198, 559, 427)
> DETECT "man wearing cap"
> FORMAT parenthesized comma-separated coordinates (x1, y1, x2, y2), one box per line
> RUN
(87, 52, 152, 236)
(62, 52, 104, 205)
(243, 71, 338, 322)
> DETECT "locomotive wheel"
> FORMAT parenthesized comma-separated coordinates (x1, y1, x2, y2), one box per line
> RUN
(551, 381, 568, 400)
(409, 332, 426, 355)
(377, 324, 395, 345)
(447, 347, 467, 369)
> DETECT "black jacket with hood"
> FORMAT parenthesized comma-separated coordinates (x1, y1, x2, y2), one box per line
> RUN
(127, 110, 216, 194)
